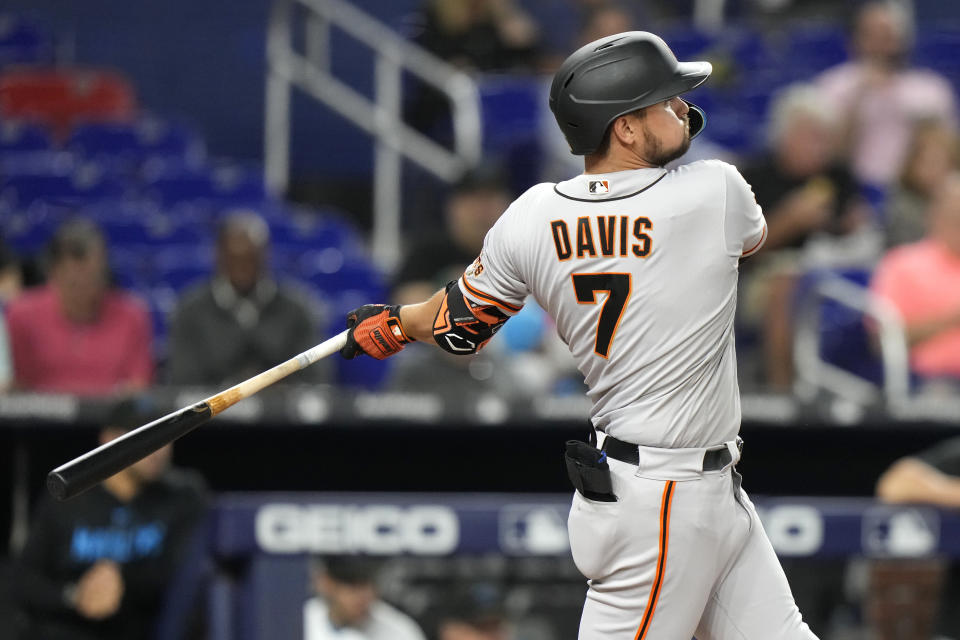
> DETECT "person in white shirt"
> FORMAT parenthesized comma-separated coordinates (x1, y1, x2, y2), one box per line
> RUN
(303, 556, 425, 640)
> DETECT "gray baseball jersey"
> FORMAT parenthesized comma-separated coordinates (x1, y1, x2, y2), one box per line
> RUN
(459, 160, 766, 447)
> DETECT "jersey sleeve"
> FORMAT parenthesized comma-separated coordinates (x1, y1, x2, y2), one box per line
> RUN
(914, 437, 960, 477)
(721, 162, 767, 258)
(459, 202, 527, 316)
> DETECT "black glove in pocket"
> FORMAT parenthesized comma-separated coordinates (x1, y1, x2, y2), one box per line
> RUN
(565, 440, 617, 502)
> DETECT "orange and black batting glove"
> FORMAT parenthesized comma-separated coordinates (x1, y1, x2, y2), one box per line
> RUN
(340, 304, 415, 360)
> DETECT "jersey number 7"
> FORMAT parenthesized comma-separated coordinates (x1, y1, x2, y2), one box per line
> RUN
(571, 272, 632, 358)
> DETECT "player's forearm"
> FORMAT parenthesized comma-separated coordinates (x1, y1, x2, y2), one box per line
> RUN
(399, 288, 446, 342)
(876, 458, 960, 509)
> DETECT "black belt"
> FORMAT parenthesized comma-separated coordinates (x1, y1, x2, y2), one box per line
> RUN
(601, 435, 735, 471)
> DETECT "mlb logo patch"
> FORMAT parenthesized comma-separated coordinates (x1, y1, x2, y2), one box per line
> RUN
(588, 180, 609, 194)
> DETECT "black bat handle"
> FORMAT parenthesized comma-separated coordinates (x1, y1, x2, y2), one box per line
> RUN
(47, 402, 213, 501)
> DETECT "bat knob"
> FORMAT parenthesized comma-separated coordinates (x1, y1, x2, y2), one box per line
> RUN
(46, 471, 68, 501)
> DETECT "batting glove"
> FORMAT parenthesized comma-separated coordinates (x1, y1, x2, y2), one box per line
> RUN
(341, 304, 415, 360)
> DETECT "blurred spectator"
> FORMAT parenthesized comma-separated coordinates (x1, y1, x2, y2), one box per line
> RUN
(0, 315, 10, 392)
(577, 4, 633, 50)
(0, 242, 19, 392)
(877, 437, 960, 508)
(167, 211, 325, 387)
(14, 398, 208, 640)
(413, 0, 540, 73)
(0, 241, 23, 305)
(870, 173, 960, 382)
(433, 583, 510, 640)
(883, 118, 959, 248)
(816, 1, 958, 187)
(874, 437, 960, 638)
(537, 4, 636, 181)
(740, 83, 871, 389)
(407, 0, 541, 136)
(304, 555, 426, 640)
(394, 167, 510, 305)
(5, 219, 153, 395)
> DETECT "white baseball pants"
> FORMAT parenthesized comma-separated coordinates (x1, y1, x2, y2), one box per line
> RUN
(568, 437, 818, 640)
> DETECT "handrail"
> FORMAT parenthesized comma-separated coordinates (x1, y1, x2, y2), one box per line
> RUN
(265, 0, 482, 269)
(793, 273, 910, 405)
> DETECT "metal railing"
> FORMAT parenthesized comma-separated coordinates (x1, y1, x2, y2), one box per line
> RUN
(793, 273, 910, 406)
(264, 0, 482, 269)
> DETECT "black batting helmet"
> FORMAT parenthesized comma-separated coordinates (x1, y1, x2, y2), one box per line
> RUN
(549, 31, 713, 156)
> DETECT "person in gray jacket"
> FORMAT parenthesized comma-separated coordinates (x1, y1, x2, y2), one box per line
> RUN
(167, 211, 326, 386)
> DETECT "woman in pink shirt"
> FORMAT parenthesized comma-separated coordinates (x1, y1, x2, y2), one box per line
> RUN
(5, 219, 154, 395)
(871, 174, 960, 379)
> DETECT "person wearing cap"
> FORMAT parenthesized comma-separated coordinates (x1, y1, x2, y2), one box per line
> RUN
(304, 555, 426, 640)
(393, 166, 513, 306)
(13, 399, 208, 640)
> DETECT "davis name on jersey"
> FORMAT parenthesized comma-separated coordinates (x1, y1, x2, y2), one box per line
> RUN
(459, 160, 766, 449)
(551, 215, 653, 260)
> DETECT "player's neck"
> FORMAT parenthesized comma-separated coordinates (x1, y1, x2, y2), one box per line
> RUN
(583, 149, 659, 174)
(103, 471, 141, 502)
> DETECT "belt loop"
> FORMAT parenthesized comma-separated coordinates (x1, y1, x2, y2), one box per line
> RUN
(725, 439, 741, 466)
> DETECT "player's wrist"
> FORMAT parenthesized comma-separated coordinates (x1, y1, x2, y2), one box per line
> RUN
(340, 304, 415, 360)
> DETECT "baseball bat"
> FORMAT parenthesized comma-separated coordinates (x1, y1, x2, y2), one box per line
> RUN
(47, 330, 349, 501)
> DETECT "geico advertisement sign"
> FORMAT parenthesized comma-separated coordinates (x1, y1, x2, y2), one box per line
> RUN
(757, 505, 824, 556)
(255, 504, 459, 554)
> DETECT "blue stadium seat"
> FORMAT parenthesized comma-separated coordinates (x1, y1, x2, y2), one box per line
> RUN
(68, 118, 205, 170)
(0, 168, 130, 207)
(0, 120, 51, 151)
(153, 244, 215, 287)
(0, 14, 52, 67)
(796, 268, 884, 385)
(143, 171, 215, 206)
(727, 27, 772, 71)
(155, 262, 211, 292)
(269, 216, 367, 256)
(478, 75, 542, 155)
(782, 23, 848, 74)
(301, 256, 385, 297)
(0, 149, 75, 176)
(110, 247, 154, 290)
(1, 205, 64, 253)
(659, 26, 715, 60)
(143, 163, 267, 207)
(913, 28, 960, 80)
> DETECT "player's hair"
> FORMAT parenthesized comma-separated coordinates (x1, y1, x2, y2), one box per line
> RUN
(47, 218, 107, 265)
(765, 83, 837, 149)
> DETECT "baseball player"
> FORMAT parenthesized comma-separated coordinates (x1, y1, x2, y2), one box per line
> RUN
(340, 32, 816, 640)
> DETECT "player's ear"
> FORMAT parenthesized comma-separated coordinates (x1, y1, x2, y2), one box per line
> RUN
(611, 114, 638, 147)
